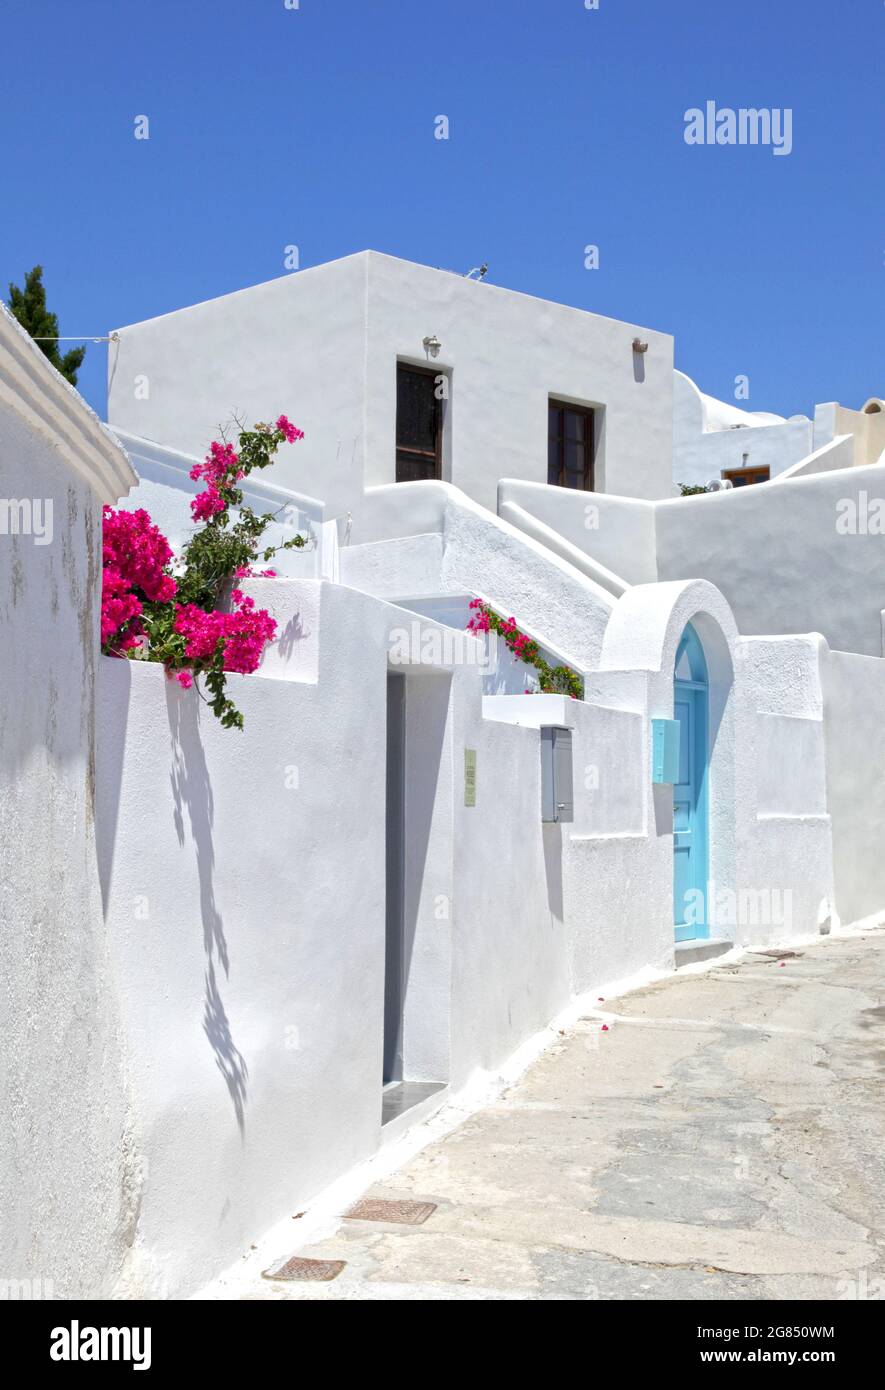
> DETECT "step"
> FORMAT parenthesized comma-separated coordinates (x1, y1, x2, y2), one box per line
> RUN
(675, 937, 733, 968)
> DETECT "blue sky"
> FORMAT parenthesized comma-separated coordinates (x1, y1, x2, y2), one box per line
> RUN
(1, 0, 881, 420)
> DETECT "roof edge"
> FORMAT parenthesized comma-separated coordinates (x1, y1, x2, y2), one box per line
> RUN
(0, 302, 137, 503)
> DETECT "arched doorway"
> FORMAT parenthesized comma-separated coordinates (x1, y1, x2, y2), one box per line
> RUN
(673, 623, 709, 941)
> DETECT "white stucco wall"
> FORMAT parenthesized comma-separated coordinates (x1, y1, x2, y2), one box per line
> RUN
(0, 304, 138, 1298)
(450, 679, 568, 1084)
(497, 478, 657, 586)
(821, 644, 885, 926)
(107, 255, 369, 515)
(738, 635, 834, 942)
(93, 579, 599, 1295)
(96, 644, 389, 1297)
(769, 434, 855, 482)
(673, 369, 813, 488)
(107, 251, 675, 517)
(363, 252, 674, 507)
(503, 459, 885, 657)
(656, 463, 885, 656)
(338, 481, 616, 672)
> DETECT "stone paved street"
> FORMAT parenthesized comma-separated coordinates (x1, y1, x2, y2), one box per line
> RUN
(218, 932, 885, 1301)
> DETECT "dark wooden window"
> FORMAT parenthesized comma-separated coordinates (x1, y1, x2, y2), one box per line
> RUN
(722, 465, 770, 487)
(548, 400, 594, 490)
(396, 364, 442, 482)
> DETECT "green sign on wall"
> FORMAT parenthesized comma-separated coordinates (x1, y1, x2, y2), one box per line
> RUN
(464, 749, 477, 807)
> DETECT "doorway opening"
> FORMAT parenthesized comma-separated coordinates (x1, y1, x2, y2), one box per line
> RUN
(673, 623, 710, 941)
(383, 670, 449, 1127)
(384, 671, 406, 1086)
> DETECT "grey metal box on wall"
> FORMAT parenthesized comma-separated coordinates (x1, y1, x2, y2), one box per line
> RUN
(541, 726, 574, 823)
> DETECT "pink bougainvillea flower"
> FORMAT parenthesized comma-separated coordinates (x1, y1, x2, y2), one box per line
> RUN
(172, 595, 277, 676)
(101, 507, 177, 650)
(189, 441, 245, 521)
(276, 415, 305, 444)
(102, 419, 295, 726)
(189, 440, 241, 487)
(173, 604, 227, 663)
(467, 607, 490, 634)
(190, 485, 226, 522)
(102, 506, 176, 602)
(222, 594, 277, 675)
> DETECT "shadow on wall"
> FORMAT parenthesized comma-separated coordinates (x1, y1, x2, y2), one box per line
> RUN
(165, 684, 248, 1135)
(95, 659, 130, 920)
(277, 609, 310, 664)
(542, 822, 564, 921)
(402, 674, 451, 1001)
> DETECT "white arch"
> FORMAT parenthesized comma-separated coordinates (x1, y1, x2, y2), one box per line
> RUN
(599, 579, 740, 935)
(598, 578, 739, 680)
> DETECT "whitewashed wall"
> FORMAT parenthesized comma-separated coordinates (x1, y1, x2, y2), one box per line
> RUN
(656, 465, 885, 656)
(363, 253, 675, 506)
(498, 478, 656, 586)
(498, 465, 885, 658)
(673, 368, 813, 488)
(93, 580, 589, 1295)
(107, 251, 676, 516)
(96, 643, 389, 1297)
(107, 255, 369, 515)
(821, 644, 885, 926)
(0, 305, 137, 1299)
(739, 635, 835, 942)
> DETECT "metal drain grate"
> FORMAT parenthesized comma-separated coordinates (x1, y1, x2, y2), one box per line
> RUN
(345, 1197, 437, 1226)
(262, 1256, 346, 1282)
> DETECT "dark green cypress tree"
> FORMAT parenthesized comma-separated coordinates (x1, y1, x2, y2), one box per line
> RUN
(6, 265, 86, 386)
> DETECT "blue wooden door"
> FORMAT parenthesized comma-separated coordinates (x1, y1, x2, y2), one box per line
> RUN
(673, 627, 709, 941)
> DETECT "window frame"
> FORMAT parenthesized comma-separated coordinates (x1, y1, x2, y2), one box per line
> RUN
(396, 362, 443, 483)
(548, 398, 595, 491)
(721, 465, 770, 487)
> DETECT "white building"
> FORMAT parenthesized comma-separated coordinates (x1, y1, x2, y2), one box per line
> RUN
(3, 255, 885, 1296)
(107, 250, 676, 513)
(673, 367, 885, 491)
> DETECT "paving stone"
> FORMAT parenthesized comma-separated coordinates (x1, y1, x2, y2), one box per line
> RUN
(212, 931, 885, 1301)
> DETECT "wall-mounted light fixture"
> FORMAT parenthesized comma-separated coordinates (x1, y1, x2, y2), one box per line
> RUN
(632, 338, 648, 354)
(423, 334, 442, 358)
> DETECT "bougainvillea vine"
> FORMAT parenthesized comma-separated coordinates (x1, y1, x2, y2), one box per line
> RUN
(466, 599, 584, 699)
(101, 414, 306, 728)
